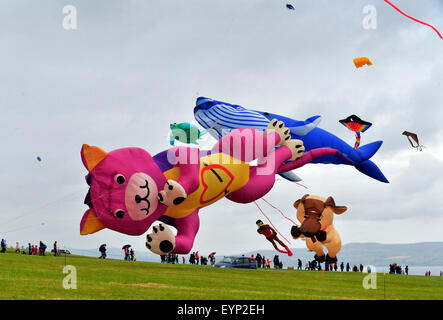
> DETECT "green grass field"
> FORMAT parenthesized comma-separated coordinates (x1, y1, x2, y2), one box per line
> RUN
(0, 250, 442, 300)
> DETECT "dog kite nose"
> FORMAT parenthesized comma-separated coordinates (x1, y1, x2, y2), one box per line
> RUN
(135, 195, 142, 203)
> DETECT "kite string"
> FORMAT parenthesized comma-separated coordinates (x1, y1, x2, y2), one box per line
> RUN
(0, 186, 89, 229)
(384, 0, 443, 40)
(261, 197, 299, 227)
(253, 200, 292, 246)
(1, 187, 116, 233)
(275, 178, 308, 189)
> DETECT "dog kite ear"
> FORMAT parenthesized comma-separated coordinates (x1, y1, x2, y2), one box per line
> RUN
(293, 194, 310, 208)
(325, 196, 347, 215)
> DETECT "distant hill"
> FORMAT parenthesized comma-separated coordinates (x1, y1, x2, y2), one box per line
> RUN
(238, 242, 443, 267)
(70, 242, 443, 267)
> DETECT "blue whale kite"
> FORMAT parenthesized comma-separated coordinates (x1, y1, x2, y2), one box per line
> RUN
(193, 97, 388, 183)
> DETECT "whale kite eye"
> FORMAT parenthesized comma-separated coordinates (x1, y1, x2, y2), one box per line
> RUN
(114, 174, 126, 185)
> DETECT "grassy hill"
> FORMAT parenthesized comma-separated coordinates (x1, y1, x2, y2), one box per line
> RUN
(0, 249, 442, 300)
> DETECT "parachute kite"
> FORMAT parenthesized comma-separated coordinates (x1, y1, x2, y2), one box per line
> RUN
(80, 119, 357, 257)
(402, 131, 424, 151)
(339, 115, 372, 149)
(170, 122, 207, 146)
(194, 97, 389, 183)
(353, 57, 373, 68)
(286, 4, 295, 10)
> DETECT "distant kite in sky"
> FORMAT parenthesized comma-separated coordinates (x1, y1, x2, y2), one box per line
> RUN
(37, 156, 42, 162)
(339, 115, 372, 149)
(353, 57, 373, 68)
(286, 4, 295, 10)
(169, 122, 207, 146)
(402, 131, 424, 151)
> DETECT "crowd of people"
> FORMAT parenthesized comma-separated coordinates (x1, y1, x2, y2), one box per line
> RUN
(123, 246, 136, 261)
(160, 251, 215, 266)
(1, 238, 62, 256)
(251, 253, 281, 269)
(3, 237, 441, 277)
(389, 263, 409, 275)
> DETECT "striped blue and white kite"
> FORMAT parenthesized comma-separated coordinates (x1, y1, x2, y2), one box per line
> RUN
(194, 97, 388, 183)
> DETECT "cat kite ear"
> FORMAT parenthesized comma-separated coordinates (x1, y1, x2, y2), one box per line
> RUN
(80, 209, 106, 235)
(81, 144, 108, 172)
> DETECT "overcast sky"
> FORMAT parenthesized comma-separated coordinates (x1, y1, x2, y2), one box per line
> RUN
(1, 0, 442, 257)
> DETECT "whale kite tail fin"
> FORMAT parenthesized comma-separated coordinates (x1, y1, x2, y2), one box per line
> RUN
(355, 141, 389, 183)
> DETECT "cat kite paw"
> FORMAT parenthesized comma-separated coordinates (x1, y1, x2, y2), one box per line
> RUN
(284, 139, 305, 161)
(265, 119, 291, 145)
(158, 179, 187, 207)
(145, 223, 176, 255)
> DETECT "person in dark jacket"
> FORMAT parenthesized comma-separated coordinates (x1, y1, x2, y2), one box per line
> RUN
(255, 253, 262, 268)
(273, 255, 280, 269)
(0, 239, 6, 253)
(297, 259, 302, 270)
(99, 244, 107, 259)
(39, 241, 47, 256)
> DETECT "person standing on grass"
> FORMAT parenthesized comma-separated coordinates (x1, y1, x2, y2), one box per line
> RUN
(130, 248, 134, 261)
(39, 241, 47, 256)
(15, 242, 20, 253)
(346, 263, 350, 272)
(262, 256, 266, 268)
(405, 266, 408, 275)
(255, 253, 262, 268)
(99, 244, 107, 259)
(340, 262, 344, 272)
(297, 259, 302, 270)
(0, 239, 5, 253)
(53, 241, 58, 256)
(273, 255, 279, 269)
